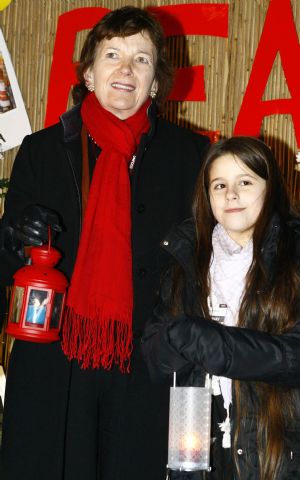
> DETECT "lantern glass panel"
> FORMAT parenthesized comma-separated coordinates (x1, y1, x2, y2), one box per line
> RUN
(168, 385, 211, 471)
(25, 288, 49, 327)
(50, 293, 64, 329)
(11, 286, 24, 323)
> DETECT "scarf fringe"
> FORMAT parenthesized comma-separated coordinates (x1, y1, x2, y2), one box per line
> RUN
(61, 306, 133, 372)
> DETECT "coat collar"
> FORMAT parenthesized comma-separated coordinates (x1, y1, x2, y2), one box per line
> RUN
(161, 213, 300, 280)
(60, 104, 82, 143)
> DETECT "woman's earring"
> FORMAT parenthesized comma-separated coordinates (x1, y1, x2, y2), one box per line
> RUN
(150, 89, 157, 99)
(86, 83, 95, 92)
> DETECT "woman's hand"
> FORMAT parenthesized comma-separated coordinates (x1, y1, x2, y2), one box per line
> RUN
(10, 204, 62, 247)
(0, 204, 62, 265)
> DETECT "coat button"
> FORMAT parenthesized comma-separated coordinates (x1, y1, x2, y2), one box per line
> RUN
(237, 449, 243, 455)
(138, 268, 147, 278)
(137, 204, 146, 213)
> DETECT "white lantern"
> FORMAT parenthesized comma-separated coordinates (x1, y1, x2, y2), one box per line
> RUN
(167, 373, 212, 472)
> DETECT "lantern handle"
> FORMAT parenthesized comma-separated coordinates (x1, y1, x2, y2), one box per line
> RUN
(205, 373, 212, 389)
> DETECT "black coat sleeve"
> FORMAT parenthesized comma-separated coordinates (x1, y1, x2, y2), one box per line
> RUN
(141, 303, 194, 384)
(151, 313, 300, 386)
(141, 267, 199, 386)
(0, 136, 36, 286)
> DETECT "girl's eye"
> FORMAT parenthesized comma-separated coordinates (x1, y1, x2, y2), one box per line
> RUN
(213, 183, 225, 190)
(240, 180, 252, 186)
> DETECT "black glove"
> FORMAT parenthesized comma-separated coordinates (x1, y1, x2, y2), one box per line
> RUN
(166, 315, 205, 366)
(13, 204, 62, 246)
(1, 205, 62, 263)
(167, 315, 231, 377)
(167, 316, 194, 351)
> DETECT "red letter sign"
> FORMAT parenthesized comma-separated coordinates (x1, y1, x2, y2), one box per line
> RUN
(234, 0, 300, 145)
(148, 5, 228, 102)
(44, 8, 109, 127)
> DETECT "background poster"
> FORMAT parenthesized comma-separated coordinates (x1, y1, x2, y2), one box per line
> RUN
(0, 28, 31, 153)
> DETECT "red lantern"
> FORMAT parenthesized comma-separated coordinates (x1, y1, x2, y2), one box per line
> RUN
(6, 244, 68, 343)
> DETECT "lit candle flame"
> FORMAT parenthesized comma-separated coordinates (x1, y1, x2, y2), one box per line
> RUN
(179, 432, 202, 462)
(181, 433, 201, 451)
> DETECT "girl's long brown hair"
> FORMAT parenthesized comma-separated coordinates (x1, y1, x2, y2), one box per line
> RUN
(188, 136, 299, 479)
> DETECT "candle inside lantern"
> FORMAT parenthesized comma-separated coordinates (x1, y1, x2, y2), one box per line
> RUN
(178, 432, 202, 469)
(181, 432, 201, 455)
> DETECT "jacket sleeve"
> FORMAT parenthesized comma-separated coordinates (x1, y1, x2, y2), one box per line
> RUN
(141, 267, 197, 385)
(141, 305, 194, 384)
(0, 135, 36, 286)
(165, 315, 300, 386)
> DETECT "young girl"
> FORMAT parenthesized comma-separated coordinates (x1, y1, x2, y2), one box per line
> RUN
(142, 136, 300, 480)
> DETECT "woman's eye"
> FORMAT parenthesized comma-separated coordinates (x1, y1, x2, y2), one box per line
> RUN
(105, 52, 118, 59)
(136, 56, 150, 64)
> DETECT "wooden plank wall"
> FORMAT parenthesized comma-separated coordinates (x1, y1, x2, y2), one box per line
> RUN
(0, 0, 299, 215)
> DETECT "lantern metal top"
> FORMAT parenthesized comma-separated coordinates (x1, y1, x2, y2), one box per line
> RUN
(31, 245, 61, 267)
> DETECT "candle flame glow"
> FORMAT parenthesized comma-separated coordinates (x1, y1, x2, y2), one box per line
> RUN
(181, 433, 201, 451)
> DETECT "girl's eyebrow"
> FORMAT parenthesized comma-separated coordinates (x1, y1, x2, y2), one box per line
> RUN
(210, 173, 257, 184)
(210, 177, 225, 183)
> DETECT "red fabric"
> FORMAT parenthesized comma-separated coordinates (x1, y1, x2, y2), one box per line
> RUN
(61, 93, 150, 371)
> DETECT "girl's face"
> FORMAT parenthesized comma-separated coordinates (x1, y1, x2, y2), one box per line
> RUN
(209, 153, 267, 246)
(84, 32, 158, 120)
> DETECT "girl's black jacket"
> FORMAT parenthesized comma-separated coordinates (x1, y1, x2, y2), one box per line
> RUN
(141, 216, 300, 480)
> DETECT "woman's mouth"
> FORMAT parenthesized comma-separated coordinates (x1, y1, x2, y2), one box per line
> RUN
(111, 82, 135, 92)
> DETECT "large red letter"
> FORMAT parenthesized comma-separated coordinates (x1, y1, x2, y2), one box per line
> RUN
(148, 5, 228, 101)
(45, 4, 228, 127)
(44, 8, 109, 127)
(234, 0, 300, 145)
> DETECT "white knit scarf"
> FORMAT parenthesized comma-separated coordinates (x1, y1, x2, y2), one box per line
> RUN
(209, 223, 253, 447)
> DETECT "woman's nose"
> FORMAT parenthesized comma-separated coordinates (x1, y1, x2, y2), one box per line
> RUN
(119, 59, 133, 75)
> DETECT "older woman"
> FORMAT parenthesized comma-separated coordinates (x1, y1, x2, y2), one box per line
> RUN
(0, 6, 209, 480)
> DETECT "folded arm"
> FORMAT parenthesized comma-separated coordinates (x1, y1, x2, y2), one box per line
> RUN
(142, 307, 300, 386)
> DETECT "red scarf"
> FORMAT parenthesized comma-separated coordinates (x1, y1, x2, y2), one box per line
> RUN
(61, 93, 150, 372)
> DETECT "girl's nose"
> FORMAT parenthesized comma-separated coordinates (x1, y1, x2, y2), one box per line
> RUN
(226, 187, 238, 200)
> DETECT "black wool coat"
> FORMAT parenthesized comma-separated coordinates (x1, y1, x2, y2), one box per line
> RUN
(0, 103, 210, 480)
(142, 216, 300, 480)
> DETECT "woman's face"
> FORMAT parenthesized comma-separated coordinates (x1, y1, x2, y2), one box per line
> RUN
(84, 32, 158, 120)
(209, 153, 267, 246)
